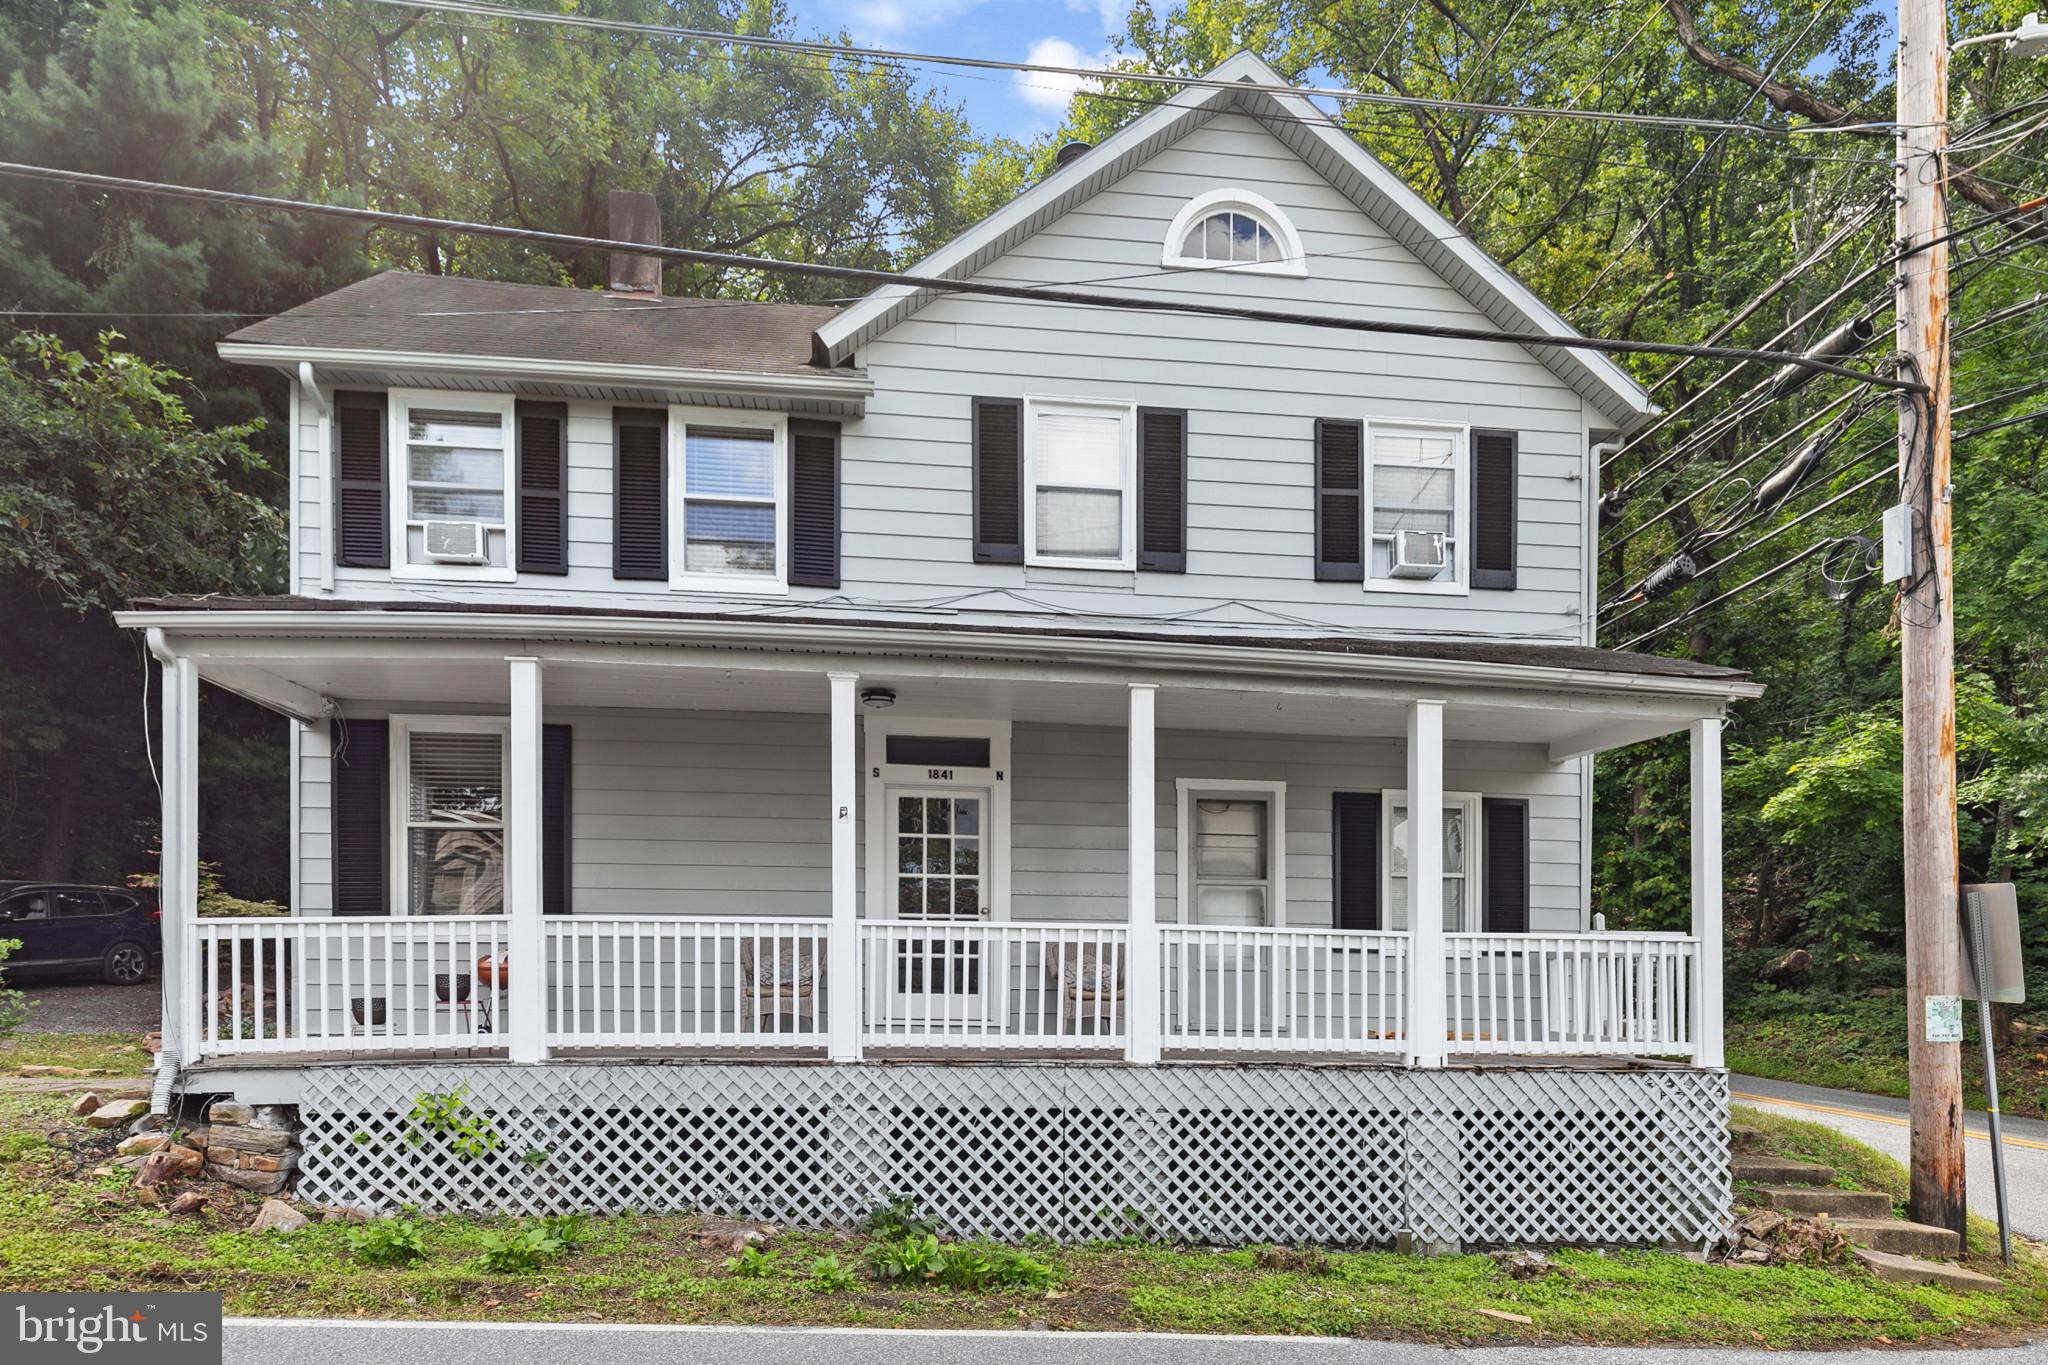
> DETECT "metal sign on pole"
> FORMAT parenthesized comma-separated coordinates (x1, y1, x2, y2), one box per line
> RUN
(1961, 883, 2025, 1267)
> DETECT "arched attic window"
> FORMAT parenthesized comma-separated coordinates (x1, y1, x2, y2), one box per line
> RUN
(1161, 189, 1307, 277)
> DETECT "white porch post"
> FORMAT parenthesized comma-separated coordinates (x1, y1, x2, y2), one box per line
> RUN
(158, 652, 199, 1066)
(827, 671, 862, 1061)
(505, 656, 547, 1063)
(1406, 699, 1447, 1067)
(1126, 683, 1161, 1064)
(1690, 716, 1726, 1068)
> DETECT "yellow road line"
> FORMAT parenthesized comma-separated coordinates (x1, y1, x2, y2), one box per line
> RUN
(1732, 1091, 2048, 1152)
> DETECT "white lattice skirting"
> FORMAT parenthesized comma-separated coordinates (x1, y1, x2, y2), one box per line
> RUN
(296, 1063, 1730, 1249)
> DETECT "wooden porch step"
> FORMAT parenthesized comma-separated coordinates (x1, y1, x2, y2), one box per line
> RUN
(1753, 1185, 1894, 1219)
(1852, 1246, 2001, 1293)
(1730, 1155, 1835, 1185)
(1833, 1217, 1962, 1258)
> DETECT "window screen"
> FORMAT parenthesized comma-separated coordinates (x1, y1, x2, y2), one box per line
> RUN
(406, 730, 505, 916)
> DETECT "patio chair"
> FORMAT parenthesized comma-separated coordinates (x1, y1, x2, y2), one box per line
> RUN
(1043, 942, 1124, 1031)
(738, 935, 818, 1030)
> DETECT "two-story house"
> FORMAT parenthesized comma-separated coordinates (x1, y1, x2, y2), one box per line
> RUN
(120, 53, 1757, 1251)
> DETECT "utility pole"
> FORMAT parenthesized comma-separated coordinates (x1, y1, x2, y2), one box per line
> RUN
(1895, 0, 1966, 1239)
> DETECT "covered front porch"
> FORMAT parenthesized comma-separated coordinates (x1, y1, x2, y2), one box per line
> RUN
(131, 603, 1753, 1076)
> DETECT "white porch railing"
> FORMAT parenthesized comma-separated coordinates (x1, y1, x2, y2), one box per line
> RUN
(1159, 925, 1408, 1054)
(1444, 932, 1700, 1058)
(183, 918, 1705, 1064)
(543, 916, 830, 1049)
(190, 916, 510, 1058)
(858, 921, 1129, 1048)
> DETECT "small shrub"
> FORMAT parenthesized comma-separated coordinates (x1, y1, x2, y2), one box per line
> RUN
(808, 1254, 859, 1293)
(863, 1193, 936, 1241)
(868, 1233, 947, 1283)
(345, 1218, 428, 1266)
(538, 1213, 591, 1249)
(406, 1089, 501, 1160)
(475, 1224, 565, 1273)
(0, 938, 31, 1039)
(943, 1243, 1057, 1293)
(725, 1245, 780, 1278)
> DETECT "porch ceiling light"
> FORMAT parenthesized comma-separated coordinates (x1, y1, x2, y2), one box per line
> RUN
(860, 688, 897, 710)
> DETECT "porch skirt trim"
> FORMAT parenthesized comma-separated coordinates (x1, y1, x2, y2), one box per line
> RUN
(296, 1062, 1731, 1249)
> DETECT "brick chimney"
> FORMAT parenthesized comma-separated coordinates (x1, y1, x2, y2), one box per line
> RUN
(607, 189, 662, 296)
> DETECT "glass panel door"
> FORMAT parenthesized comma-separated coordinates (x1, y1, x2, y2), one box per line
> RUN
(888, 789, 989, 1021)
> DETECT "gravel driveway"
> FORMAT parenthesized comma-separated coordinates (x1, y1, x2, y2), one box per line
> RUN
(17, 980, 159, 1034)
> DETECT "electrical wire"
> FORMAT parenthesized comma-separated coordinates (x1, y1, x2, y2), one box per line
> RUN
(0, 160, 1929, 388)
(328, 0, 1837, 138)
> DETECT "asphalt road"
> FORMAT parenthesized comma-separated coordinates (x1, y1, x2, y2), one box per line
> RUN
(219, 1320, 2048, 1365)
(1732, 1073, 2048, 1240)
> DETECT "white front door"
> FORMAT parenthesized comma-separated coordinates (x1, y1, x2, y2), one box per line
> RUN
(885, 787, 990, 1020)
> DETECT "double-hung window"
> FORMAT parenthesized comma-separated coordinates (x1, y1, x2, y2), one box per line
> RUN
(391, 392, 515, 580)
(672, 410, 787, 592)
(1367, 425, 1466, 591)
(395, 720, 508, 917)
(1176, 781, 1287, 926)
(1025, 397, 1135, 569)
(1383, 791, 1480, 931)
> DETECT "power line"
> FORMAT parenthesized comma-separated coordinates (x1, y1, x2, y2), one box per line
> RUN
(0, 160, 1929, 389)
(331, 0, 1835, 138)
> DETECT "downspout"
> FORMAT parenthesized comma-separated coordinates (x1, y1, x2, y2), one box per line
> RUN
(144, 629, 180, 1116)
(297, 363, 334, 593)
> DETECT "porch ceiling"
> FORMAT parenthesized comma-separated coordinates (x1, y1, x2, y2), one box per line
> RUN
(184, 642, 1719, 757)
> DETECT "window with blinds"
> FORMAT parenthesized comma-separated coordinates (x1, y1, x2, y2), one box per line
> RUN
(1190, 797, 1272, 926)
(675, 416, 785, 590)
(1384, 795, 1477, 931)
(1368, 427, 1461, 586)
(396, 397, 513, 576)
(404, 728, 506, 916)
(1026, 399, 1132, 568)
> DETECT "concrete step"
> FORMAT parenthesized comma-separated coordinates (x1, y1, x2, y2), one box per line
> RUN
(1852, 1246, 2001, 1294)
(1834, 1218, 1962, 1258)
(1731, 1155, 1835, 1185)
(1728, 1123, 1769, 1154)
(1753, 1185, 1895, 1219)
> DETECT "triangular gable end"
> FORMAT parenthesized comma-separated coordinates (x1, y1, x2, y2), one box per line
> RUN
(812, 51, 1655, 433)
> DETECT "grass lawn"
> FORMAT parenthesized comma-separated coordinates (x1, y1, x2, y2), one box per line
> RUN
(0, 1032, 152, 1077)
(0, 1077, 2041, 1347)
(1728, 997, 2048, 1121)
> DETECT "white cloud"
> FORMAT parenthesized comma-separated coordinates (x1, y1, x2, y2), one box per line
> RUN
(1018, 36, 1108, 114)
(842, 0, 987, 44)
(1066, 0, 1130, 40)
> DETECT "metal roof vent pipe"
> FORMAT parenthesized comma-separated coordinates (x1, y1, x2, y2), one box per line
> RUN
(1765, 314, 1876, 400)
(1054, 140, 1092, 169)
(607, 189, 663, 297)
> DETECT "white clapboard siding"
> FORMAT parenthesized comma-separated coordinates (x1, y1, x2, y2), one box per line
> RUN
(291, 113, 1594, 644)
(292, 713, 1579, 936)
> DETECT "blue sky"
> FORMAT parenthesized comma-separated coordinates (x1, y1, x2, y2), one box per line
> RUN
(798, 0, 1134, 141)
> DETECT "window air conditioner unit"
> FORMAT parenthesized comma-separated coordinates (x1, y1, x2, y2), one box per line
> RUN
(422, 520, 488, 564)
(1389, 529, 1447, 579)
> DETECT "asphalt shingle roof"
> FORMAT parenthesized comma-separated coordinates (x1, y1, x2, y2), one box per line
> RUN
(225, 272, 841, 376)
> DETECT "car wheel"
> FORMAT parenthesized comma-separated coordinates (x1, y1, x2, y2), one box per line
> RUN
(102, 941, 151, 985)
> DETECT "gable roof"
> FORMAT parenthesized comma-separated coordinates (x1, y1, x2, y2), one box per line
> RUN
(813, 51, 1656, 432)
(224, 272, 839, 377)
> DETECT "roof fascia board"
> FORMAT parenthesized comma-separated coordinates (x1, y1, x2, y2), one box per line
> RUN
(215, 341, 873, 402)
(1240, 85, 1654, 430)
(811, 77, 1231, 365)
(114, 607, 1763, 704)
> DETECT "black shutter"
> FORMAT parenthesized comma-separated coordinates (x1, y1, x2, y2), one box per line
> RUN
(1332, 791, 1382, 930)
(1481, 797, 1530, 933)
(1315, 419, 1364, 582)
(331, 719, 389, 917)
(972, 397, 1023, 563)
(1137, 407, 1187, 573)
(543, 724, 572, 916)
(612, 407, 667, 580)
(334, 391, 389, 569)
(788, 419, 841, 588)
(1471, 429, 1518, 591)
(516, 400, 568, 575)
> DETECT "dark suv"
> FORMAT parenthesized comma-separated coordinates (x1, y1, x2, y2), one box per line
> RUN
(0, 883, 161, 984)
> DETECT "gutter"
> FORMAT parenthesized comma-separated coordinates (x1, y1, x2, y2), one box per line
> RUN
(114, 607, 1767, 703)
(295, 364, 334, 593)
(218, 342, 874, 406)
